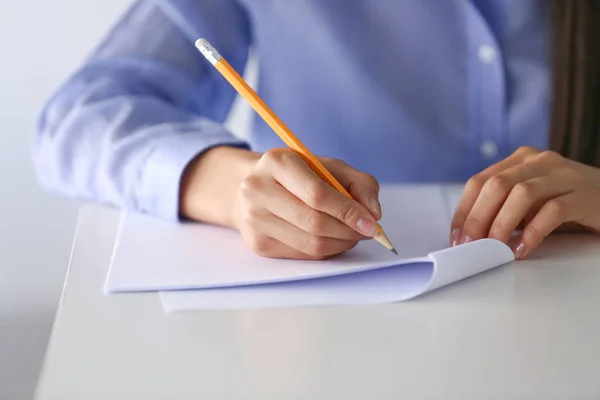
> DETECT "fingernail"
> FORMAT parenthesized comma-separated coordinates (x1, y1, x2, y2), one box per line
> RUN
(450, 228, 462, 246)
(356, 218, 378, 237)
(369, 198, 381, 218)
(459, 234, 472, 245)
(513, 241, 526, 259)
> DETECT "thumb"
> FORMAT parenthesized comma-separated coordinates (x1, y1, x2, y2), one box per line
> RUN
(321, 158, 381, 220)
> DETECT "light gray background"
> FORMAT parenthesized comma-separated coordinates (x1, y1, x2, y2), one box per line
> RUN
(0, 2, 255, 398)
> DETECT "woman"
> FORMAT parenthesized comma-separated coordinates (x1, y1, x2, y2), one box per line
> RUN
(33, 0, 600, 260)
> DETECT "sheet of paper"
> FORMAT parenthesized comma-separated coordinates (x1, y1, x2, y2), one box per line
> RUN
(161, 260, 434, 311)
(160, 238, 514, 311)
(442, 183, 465, 217)
(105, 185, 451, 292)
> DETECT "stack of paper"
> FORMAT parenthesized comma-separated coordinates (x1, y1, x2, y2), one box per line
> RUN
(104, 185, 515, 310)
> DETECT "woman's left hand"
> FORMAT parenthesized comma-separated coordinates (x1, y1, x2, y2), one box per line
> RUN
(450, 146, 600, 259)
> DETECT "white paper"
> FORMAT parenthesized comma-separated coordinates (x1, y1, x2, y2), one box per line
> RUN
(105, 185, 450, 292)
(103, 184, 514, 310)
(160, 239, 514, 311)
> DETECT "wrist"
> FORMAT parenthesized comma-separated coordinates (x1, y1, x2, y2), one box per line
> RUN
(569, 159, 600, 189)
(179, 146, 260, 228)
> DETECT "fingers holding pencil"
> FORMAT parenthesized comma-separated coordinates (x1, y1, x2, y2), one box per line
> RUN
(259, 149, 381, 236)
(234, 148, 382, 259)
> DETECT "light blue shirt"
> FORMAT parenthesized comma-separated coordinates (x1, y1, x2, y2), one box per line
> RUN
(33, 0, 551, 221)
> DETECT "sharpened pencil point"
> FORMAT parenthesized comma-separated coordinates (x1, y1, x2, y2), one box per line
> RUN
(390, 248, 398, 255)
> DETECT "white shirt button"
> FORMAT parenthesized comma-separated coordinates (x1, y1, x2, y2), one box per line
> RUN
(478, 45, 496, 63)
(480, 140, 498, 159)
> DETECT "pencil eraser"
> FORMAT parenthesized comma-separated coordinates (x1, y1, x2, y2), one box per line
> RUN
(195, 38, 221, 65)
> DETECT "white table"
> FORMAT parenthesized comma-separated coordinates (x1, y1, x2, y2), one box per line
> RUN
(35, 202, 600, 399)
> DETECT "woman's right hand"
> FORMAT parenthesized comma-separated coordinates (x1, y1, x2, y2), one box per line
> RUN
(180, 147, 382, 260)
(234, 148, 382, 259)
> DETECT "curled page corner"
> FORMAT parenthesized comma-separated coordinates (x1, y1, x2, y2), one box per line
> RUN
(426, 238, 515, 293)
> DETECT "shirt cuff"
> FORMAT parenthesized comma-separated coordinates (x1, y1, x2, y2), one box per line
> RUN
(136, 123, 249, 221)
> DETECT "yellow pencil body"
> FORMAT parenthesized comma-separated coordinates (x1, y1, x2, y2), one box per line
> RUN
(195, 39, 395, 253)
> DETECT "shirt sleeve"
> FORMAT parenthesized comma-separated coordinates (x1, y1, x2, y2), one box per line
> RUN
(32, 0, 252, 221)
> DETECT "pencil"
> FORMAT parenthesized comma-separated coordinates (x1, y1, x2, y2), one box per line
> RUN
(195, 38, 397, 255)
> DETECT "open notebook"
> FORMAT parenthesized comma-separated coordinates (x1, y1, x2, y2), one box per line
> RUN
(105, 185, 515, 310)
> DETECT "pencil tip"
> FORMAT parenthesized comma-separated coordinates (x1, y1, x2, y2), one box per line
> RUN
(390, 248, 398, 255)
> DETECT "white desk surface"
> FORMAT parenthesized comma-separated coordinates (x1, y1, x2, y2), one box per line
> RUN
(35, 202, 600, 399)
